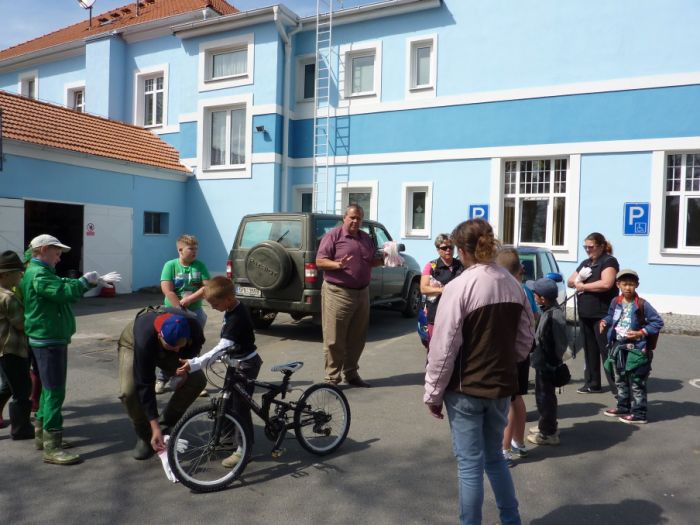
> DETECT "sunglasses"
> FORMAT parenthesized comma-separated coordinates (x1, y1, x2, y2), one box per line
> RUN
(438, 245, 453, 251)
(582, 245, 598, 251)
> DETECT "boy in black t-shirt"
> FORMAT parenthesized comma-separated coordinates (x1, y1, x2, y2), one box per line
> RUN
(176, 276, 262, 468)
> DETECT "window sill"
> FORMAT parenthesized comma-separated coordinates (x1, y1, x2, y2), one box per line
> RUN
(205, 73, 249, 83)
(409, 84, 434, 92)
(345, 91, 377, 99)
(198, 165, 250, 180)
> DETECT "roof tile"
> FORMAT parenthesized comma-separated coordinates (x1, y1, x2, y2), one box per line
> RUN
(0, 0, 238, 61)
(0, 90, 189, 173)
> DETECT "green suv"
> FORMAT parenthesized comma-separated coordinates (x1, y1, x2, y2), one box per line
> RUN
(227, 213, 422, 329)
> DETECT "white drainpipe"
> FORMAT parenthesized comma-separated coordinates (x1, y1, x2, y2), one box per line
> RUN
(274, 6, 302, 212)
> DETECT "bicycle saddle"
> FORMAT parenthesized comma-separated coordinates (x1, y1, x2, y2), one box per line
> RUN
(270, 361, 304, 373)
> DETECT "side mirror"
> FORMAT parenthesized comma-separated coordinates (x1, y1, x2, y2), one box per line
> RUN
(397, 243, 406, 252)
(545, 272, 563, 283)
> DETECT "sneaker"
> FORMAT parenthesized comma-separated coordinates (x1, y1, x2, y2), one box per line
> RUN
(528, 426, 540, 435)
(198, 388, 209, 397)
(618, 414, 647, 425)
(577, 386, 603, 394)
(221, 450, 242, 469)
(510, 440, 528, 458)
(154, 380, 168, 395)
(502, 449, 514, 468)
(604, 407, 629, 418)
(527, 432, 560, 446)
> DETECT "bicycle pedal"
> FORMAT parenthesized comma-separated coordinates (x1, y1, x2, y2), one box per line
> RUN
(271, 448, 286, 459)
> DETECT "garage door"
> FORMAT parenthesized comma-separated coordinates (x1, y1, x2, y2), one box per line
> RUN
(83, 204, 133, 293)
(0, 198, 24, 254)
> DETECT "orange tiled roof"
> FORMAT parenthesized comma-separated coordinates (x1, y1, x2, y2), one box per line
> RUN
(0, 90, 189, 173)
(0, 0, 238, 62)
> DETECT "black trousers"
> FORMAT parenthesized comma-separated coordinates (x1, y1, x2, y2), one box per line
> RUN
(535, 369, 557, 436)
(579, 317, 617, 394)
(0, 354, 33, 437)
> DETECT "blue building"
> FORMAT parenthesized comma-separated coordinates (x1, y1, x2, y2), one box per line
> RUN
(1, 0, 699, 313)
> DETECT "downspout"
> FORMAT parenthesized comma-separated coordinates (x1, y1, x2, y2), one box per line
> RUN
(274, 6, 302, 212)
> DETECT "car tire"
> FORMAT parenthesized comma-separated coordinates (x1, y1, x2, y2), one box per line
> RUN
(400, 280, 421, 318)
(250, 308, 277, 330)
(245, 241, 292, 291)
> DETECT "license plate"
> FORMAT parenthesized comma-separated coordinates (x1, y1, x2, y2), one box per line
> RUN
(236, 285, 261, 298)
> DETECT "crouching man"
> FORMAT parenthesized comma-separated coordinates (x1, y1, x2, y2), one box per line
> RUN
(118, 310, 206, 459)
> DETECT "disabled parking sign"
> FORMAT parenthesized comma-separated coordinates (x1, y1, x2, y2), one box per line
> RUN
(469, 204, 489, 221)
(623, 202, 649, 236)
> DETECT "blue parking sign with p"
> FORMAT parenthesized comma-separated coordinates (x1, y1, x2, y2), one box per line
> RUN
(623, 202, 649, 236)
(469, 205, 489, 221)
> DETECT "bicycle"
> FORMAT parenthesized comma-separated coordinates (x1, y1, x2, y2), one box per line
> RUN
(167, 349, 351, 492)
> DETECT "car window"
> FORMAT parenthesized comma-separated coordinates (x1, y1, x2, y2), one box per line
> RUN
(537, 253, 550, 277)
(315, 218, 342, 248)
(239, 219, 303, 249)
(547, 252, 560, 273)
(519, 253, 536, 282)
(374, 225, 391, 247)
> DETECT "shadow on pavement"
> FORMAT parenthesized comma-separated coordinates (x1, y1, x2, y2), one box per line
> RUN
(646, 399, 700, 423)
(530, 499, 668, 525)
(647, 377, 685, 393)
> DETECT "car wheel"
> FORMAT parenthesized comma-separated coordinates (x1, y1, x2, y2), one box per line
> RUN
(250, 308, 277, 329)
(245, 241, 292, 292)
(401, 280, 421, 318)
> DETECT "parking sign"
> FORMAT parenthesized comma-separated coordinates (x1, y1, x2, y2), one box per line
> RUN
(469, 204, 489, 221)
(623, 202, 649, 236)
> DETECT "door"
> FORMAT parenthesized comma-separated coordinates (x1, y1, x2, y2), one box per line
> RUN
(0, 198, 24, 255)
(83, 204, 133, 293)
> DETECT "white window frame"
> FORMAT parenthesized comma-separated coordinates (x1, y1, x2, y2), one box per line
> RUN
(296, 54, 316, 103)
(405, 34, 437, 98)
(18, 70, 38, 99)
(339, 180, 378, 220)
(340, 41, 382, 103)
(64, 81, 86, 112)
(489, 156, 580, 262)
(649, 150, 700, 265)
(401, 182, 433, 238)
(133, 64, 168, 129)
(196, 93, 253, 179)
(293, 184, 313, 212)
(198, 34, 254, 92)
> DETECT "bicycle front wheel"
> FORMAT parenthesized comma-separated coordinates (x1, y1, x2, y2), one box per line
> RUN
(294, 383, 350, 455)
(168, 404, 251, 492)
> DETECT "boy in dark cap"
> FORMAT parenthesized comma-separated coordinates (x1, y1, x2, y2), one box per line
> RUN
(600, 269, 663, 424)
(526, 278, 567, 446)
(0, 251, 34, 440)
(117, 310, 206, 459)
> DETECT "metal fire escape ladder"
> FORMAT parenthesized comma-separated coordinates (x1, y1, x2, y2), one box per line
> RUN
(312, 0, 334, 214)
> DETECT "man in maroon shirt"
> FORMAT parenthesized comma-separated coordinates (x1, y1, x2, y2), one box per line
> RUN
(316, 205, 383, 387)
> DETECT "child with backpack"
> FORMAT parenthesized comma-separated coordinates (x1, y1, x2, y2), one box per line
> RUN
(600, 269, 664, 424)
(527, 277, 568, 446)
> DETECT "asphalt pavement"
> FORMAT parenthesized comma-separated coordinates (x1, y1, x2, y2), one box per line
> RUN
(1, 292, 699, 524)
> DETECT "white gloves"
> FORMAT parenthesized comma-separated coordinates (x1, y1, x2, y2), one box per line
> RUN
(82, 271, 100, 285)
(575, 267, 592, 283)
(99, 271, 122, 284)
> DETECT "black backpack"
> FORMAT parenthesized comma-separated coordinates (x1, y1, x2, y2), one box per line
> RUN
(635, 297, 659, 351)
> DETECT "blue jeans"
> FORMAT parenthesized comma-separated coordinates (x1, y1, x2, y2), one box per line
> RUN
(444, 391, 521, 525)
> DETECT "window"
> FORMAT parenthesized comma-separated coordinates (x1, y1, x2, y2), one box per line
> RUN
(143, 76, 164, 126)
(296, 56, 316, 102)
(209, 106, 246, 167)
(19, 71, 38, 99)
(341, 42, 381, 100)
(340, 181, 378, 219)
(198, 34, 253, 91)
(301, 192, 313, 212)
(502, 159, 568, 247)
(401, 182, 433, 238)
(134, 66, 168, 128)
(408, 36, 436, 91)
(72, 90, 85, 112)
(144, 212, 168, 234)
(663, 153, 700, 250)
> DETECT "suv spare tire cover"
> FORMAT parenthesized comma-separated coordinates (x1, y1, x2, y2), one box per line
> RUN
(245, 241, 293, 291)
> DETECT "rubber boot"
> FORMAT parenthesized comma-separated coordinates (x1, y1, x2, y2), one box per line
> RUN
(35, 419, 72, 450)
(9, 402, 35, 440)
(43, 430, 81, 465)
(132, 425, 154, 460)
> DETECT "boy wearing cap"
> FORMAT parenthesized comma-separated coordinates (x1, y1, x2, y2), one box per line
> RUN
(21, 234, 102, 465)
(0, 250, 34, 440)
(600, 269, 663, 424)
(117, 309, 206, 459)
(527, 278, 567, 446)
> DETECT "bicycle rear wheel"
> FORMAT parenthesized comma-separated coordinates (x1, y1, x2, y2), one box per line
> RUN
(168, 404, 250, 492)
(294, 383, 350, 455)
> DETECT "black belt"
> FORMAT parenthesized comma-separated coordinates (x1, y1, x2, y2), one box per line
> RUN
(328, 282, 368, 291)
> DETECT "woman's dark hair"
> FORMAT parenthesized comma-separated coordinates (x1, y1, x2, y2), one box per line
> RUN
(452, 219, 500, 263)
(585, 232, 613, 255)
